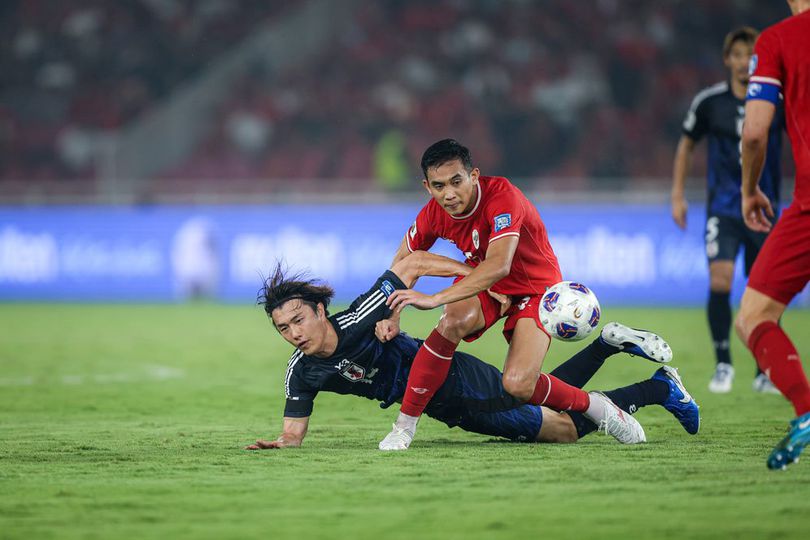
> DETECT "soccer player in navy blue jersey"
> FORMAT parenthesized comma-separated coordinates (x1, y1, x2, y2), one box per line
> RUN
(245, 252, 699, 450)
(671, 27, 784, 395)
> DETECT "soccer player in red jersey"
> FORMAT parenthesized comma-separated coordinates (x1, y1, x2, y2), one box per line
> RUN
(377, 139, 665, 450)
(736, 0, 810, 469)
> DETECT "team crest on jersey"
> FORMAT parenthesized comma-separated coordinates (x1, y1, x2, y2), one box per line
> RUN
(472, 229, 480, 250)
(494, 213, 512, 232)
(337, 359, 365, 382)
(748, 54, 758, 76)
(380, 280, 395, 298)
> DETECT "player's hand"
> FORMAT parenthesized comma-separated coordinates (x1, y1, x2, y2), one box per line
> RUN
(245, 439, 286, 450)
(671, 197, 688, 229)
(486, 289, 511, 316)
(375, 318, 401, 342)
(386, 289, 439, 312)
(742, 187, 774, 233)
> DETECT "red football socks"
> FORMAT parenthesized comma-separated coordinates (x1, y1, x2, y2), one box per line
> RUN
(529, 372, 591, 411)
(748, 321, 810, 416)
(400, 329, 458, 417)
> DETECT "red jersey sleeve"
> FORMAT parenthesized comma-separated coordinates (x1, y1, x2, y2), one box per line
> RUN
(484, 188, 524, 244)
(404, 203, 438, 252)
(750, 28, 784, 88)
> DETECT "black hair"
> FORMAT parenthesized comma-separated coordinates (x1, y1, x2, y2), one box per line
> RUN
(420, 138, 473, 178)
(257, 263, 335, 321)
(723, 26, 758, 58)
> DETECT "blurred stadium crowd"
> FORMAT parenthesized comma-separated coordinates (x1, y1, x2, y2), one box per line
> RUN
(0, 0, 791, 192)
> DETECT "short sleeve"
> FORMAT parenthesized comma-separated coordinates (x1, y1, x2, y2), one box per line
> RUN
(749, 29, 784, 88)
(485, 188, 524, 244)
(405, 204, 439, 253)
(283, 351, 316, 417)
(682, 93, 709, 141)
(332, 270, 408, 336)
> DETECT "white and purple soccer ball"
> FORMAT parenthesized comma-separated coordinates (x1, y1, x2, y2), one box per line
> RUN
(539, 281, 601, 342)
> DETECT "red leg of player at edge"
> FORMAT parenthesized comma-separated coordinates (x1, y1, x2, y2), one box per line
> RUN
(748, 321, 810, 416)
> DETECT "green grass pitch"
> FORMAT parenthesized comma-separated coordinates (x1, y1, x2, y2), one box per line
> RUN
(2, 303, 810, 539)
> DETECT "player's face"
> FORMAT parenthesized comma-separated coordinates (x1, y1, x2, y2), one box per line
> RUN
(422, 159, 480, 217)
(271, 300, 328, 355)
(724, 40, 753, 85)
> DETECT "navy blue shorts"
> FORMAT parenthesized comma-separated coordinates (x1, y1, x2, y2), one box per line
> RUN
(424, 350, 544, 442)
(705, 215, 769, 275)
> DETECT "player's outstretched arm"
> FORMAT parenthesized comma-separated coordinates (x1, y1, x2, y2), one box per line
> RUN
(387, 236, 518, 311)
(245, 416, 309, 450)
(391, 250, 471, 288)
(741, 99, 776, 232)
(671, 135, 695, 230)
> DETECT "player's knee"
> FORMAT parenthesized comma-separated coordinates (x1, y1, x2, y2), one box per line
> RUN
(436, 307, 479, 341)
(502, 371, 535, 402)
(709, 275, 732, 293)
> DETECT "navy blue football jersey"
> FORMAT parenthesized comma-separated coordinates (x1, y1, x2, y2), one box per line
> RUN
(682, 81, 783, 217)
(283, 270, 418, 418)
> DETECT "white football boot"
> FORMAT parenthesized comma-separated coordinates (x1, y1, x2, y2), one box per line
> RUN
(378, 424, 415, 451)
(600, 322, 673, 363)
(752, 372, 780, 394)
(708, 363, 734, 393)
(589, 392, 646, 444)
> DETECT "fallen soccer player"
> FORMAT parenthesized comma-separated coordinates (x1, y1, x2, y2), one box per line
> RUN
(246, 251, 699, 450)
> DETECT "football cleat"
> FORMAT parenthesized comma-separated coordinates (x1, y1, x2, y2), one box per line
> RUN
(378, 424, 414, 451)
(767, 411, 810, 470)
(652, 366, 700, 435)
(708, 363, 734, 394)
(589, 391, 646, 444)
(600, 322, 673, 363)
(752, 373, 781, 394)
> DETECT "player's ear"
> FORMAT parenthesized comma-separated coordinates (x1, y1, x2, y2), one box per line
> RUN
(316, 302, 326, 319)
(422, 178, 431, 194)
(470, 167, 480, 183)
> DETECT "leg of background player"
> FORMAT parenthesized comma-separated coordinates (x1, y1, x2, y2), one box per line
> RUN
(707, 260, 735, 393)
(736, 288, 810, 416)
(743, 234, 780, 393)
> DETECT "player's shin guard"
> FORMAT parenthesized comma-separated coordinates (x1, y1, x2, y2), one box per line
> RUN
(399, 329, 457, 417)
(749, 321, 810, 416)
(528, 373, 590, 412)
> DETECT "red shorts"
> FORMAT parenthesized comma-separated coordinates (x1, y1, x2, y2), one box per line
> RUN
(747, 203, 810, 305)
(462, 290, 551, 344)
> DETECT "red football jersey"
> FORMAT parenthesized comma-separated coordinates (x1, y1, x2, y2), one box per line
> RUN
(750, 9, 810, 210)
(405, 175, 561, 296)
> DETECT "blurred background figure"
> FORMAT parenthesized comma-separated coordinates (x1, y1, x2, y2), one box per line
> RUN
(0, 0, 806, 313)
(171, 217, 220, 301)
(0, 0, 794, 201)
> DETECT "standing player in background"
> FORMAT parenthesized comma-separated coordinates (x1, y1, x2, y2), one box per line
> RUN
(736, 0, 810, 470)
(377, 139, 668, 450)
(672, 27, 783, 394)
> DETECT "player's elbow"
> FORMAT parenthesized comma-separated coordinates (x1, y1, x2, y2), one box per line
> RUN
(391, 251, 425, 287)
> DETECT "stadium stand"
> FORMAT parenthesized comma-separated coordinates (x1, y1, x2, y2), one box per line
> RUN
(0, 0, 791, 196)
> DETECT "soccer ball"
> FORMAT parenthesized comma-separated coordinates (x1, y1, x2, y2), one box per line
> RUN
(539, 281, 601, 341)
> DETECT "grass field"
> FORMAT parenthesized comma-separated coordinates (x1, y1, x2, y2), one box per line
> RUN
(2, 303, 810, 540)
